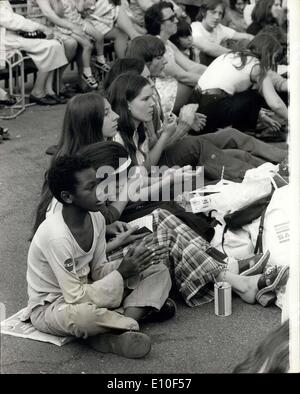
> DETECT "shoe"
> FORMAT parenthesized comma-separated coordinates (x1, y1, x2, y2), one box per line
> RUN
(0, 126, 11, 140)
(87, 331, 151, 359)
(29, 94, 57, 106)
(45, 144, 58, 156)
(239, 250, 270, 276)
(60, 84, 77, 98)
(81, 73, 98, 89)
(140, 298, 177, 324)
(46, 94, 67, 104)
(256, 265, 289, 307)
(0, 96, 17, 106)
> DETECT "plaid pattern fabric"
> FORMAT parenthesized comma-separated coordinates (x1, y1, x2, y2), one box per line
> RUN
(108, 209, 227, 307)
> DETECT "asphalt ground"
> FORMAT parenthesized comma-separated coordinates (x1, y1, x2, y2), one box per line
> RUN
(0, 88, 282, 375)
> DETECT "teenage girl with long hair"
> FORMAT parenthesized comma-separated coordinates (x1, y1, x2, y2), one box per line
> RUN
(194, 32, 288, 132)
(32, 92, 120, 236)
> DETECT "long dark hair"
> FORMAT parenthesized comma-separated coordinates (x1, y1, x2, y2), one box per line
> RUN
(107, 72, 150, 165)
(31, 92, 107, 237)
(78, 141, 129, 172)
(251, 0, 279, 27)
(234, 320, 289, 373)
(58, 92, 105, 156)
(229, 0, 249, 11)
(125, 35, 166, 64)
(233, 32, 283, 88)
(169, 18, 192, 50)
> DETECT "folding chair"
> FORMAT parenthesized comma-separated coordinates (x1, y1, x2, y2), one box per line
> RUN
(0, 50, 27, 120)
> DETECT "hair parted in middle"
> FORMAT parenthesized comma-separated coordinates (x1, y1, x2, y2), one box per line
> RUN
(107, 72, 151, 165)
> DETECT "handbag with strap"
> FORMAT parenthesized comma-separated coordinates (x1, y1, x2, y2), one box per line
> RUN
(223, 192, 274, 231)
(18, 31, 46, 39)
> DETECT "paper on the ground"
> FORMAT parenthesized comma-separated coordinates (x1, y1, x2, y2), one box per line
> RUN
(128, 215, 153, 232)
(190, 180, 234, 195)
(0, 308, 73, 346)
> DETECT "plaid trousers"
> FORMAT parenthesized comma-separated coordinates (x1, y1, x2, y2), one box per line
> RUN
(108, 209, 227, 307)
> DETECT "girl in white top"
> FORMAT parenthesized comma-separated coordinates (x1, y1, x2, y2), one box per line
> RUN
(191, 0, 253, 63)
(196, 32, 288, 131)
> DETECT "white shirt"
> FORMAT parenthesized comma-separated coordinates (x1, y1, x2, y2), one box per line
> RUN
(0, 0, 41, 66)
(243, 4, 255, 26)
(198, 53, 259, 95)
(191, 21, 236, 48)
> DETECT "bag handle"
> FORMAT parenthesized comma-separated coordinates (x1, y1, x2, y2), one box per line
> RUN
(254, 206, 267, 254)
(221, 224, 228, 257)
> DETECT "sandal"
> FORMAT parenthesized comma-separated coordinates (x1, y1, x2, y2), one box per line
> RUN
(0, 126, 10, 140)
(239, 250, 270, 277)
(93, 60, 111, 73)
(256, 265, 289, 307)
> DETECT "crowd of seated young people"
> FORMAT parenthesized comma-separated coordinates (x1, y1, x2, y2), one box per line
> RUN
(4, 0, 290, 362)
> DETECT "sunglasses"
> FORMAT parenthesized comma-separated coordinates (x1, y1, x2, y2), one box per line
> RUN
(162, 13, 177, 23)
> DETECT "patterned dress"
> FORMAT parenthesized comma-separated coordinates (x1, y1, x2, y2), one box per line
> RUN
(85, 0, 119, 35)
(155, 39, 178, 117)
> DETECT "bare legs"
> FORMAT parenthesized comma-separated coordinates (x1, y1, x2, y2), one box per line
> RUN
(105, 5, 140, 58)
(31, 71, 52, 98)
(105, 27, 129, 58)
(216, 260, 261, 304)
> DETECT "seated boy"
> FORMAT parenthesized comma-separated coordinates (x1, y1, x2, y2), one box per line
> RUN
(23, 155, 175, 359)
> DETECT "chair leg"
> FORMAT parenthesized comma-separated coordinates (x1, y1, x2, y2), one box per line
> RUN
(0, 51, 28, 119)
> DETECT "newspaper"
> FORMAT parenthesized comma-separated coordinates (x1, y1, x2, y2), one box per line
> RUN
(0, 308, 73, 346)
